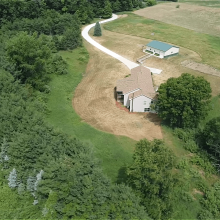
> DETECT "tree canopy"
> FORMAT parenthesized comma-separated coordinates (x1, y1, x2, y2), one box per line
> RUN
(0, 69, 149, 219)
(127, 139, 176, 220)
(156, 73, 212, 128)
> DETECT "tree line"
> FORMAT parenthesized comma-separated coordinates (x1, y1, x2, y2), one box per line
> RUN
(0, 70, 150, 219)
(0, 0, 156, 24)
(0, 0, 157, 219)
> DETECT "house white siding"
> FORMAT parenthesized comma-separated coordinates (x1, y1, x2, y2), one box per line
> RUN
(164, 47, 179, 57)
(144, 46, 179, 58)
(130, 95, 152, 112)
(124, 89, 140, 107)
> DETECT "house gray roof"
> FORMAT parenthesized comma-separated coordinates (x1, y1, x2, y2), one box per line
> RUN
(147, 40, 178, 52)
(116, 66, 155, 99)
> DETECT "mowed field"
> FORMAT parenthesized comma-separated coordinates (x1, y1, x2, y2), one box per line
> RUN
(134, 3, 220, 37)
(179, 0, 220, 7)
(102, 23, 220, 96)
(73, 39, 163, 141)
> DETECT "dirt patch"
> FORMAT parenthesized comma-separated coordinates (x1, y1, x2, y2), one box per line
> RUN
(73, 40, 162, 141)
(118, 14, 128, 18)
(193, 188, 205, 196)
(182, 60, 220, 77)
(191, 188, 204, 200)
(134, 3, 220, 37)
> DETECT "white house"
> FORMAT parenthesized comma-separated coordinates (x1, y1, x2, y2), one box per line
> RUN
(116, 66, 156, 112)
(144, 40, 179, 58)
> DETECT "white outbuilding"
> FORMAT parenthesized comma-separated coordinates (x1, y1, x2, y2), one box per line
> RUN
(144, 40, 179, 59)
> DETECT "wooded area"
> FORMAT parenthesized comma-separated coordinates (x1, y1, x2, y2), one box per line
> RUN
(0, 0, 220, 219)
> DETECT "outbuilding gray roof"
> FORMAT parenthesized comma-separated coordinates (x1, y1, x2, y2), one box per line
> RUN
(147, 40, 178, 52)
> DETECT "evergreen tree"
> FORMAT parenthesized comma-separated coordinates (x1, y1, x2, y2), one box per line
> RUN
(27, 176, 36, 192)
(34, 170, 44, 191)
(18, 183, 25, 195)
(93, 22, 102, 36)
(8, 168, 17, 188)
(0, 138, 9, 164)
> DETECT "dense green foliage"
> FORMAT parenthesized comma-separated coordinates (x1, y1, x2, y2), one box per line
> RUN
(156, 73, 212, 128)
(0, 70, 149, 219)
(203, 117, 220, 151)
(127, 139, 176, 219)
(1, 1, 220, 219)
(198, 181, 220, 219)
(6, 32, 52, 90)
(94, 22, 102, 36)
(0, 0, 154, 24)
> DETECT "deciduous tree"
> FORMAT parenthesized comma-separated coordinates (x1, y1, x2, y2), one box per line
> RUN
(127, 139, 176, 219)
(156, 73, 212, 128)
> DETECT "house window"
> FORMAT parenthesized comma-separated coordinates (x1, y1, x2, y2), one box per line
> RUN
(144, 108, 150, 112)
(144, 101, 147, 105)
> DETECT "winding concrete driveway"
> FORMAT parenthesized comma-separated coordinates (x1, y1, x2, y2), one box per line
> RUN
(82, 14, 139, 70)
(82, 14, 162, 74)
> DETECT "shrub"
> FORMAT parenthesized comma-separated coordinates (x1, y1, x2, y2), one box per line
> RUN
(176, 5, 180, 8)
(154, 53, 160, 56)
(146, 50, 153, 54)
(173, 128, 195, 142)
(183, 140, 199, 153)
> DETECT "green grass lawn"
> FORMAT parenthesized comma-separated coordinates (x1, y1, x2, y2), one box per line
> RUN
(104, 13, 220, 69)
(45, 47, 136, 182)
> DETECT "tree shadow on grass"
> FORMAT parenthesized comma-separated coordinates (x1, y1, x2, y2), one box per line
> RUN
(144, 112, 162, 126)
(116, 166, 128, 184)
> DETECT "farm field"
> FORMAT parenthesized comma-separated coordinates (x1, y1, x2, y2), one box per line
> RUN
(104, 13, 220, 81)
(179, 0, 220, 7)
(97, 26, 220, 96)
(134, 3, 220, 37)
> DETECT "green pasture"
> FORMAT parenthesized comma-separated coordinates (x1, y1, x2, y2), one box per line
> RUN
(45, 47, 136, 182)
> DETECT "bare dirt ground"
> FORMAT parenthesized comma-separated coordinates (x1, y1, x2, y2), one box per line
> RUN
(73, 40, 162, 141)
(134, 3, 220, 37)
(182, 60, 220, 77)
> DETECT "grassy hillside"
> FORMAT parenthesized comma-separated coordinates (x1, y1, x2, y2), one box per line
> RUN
(45, 47, 136, 182)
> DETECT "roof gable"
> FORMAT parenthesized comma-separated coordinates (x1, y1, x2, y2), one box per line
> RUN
(147, 40, 177, 52)
(116, 66, 155, 98)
